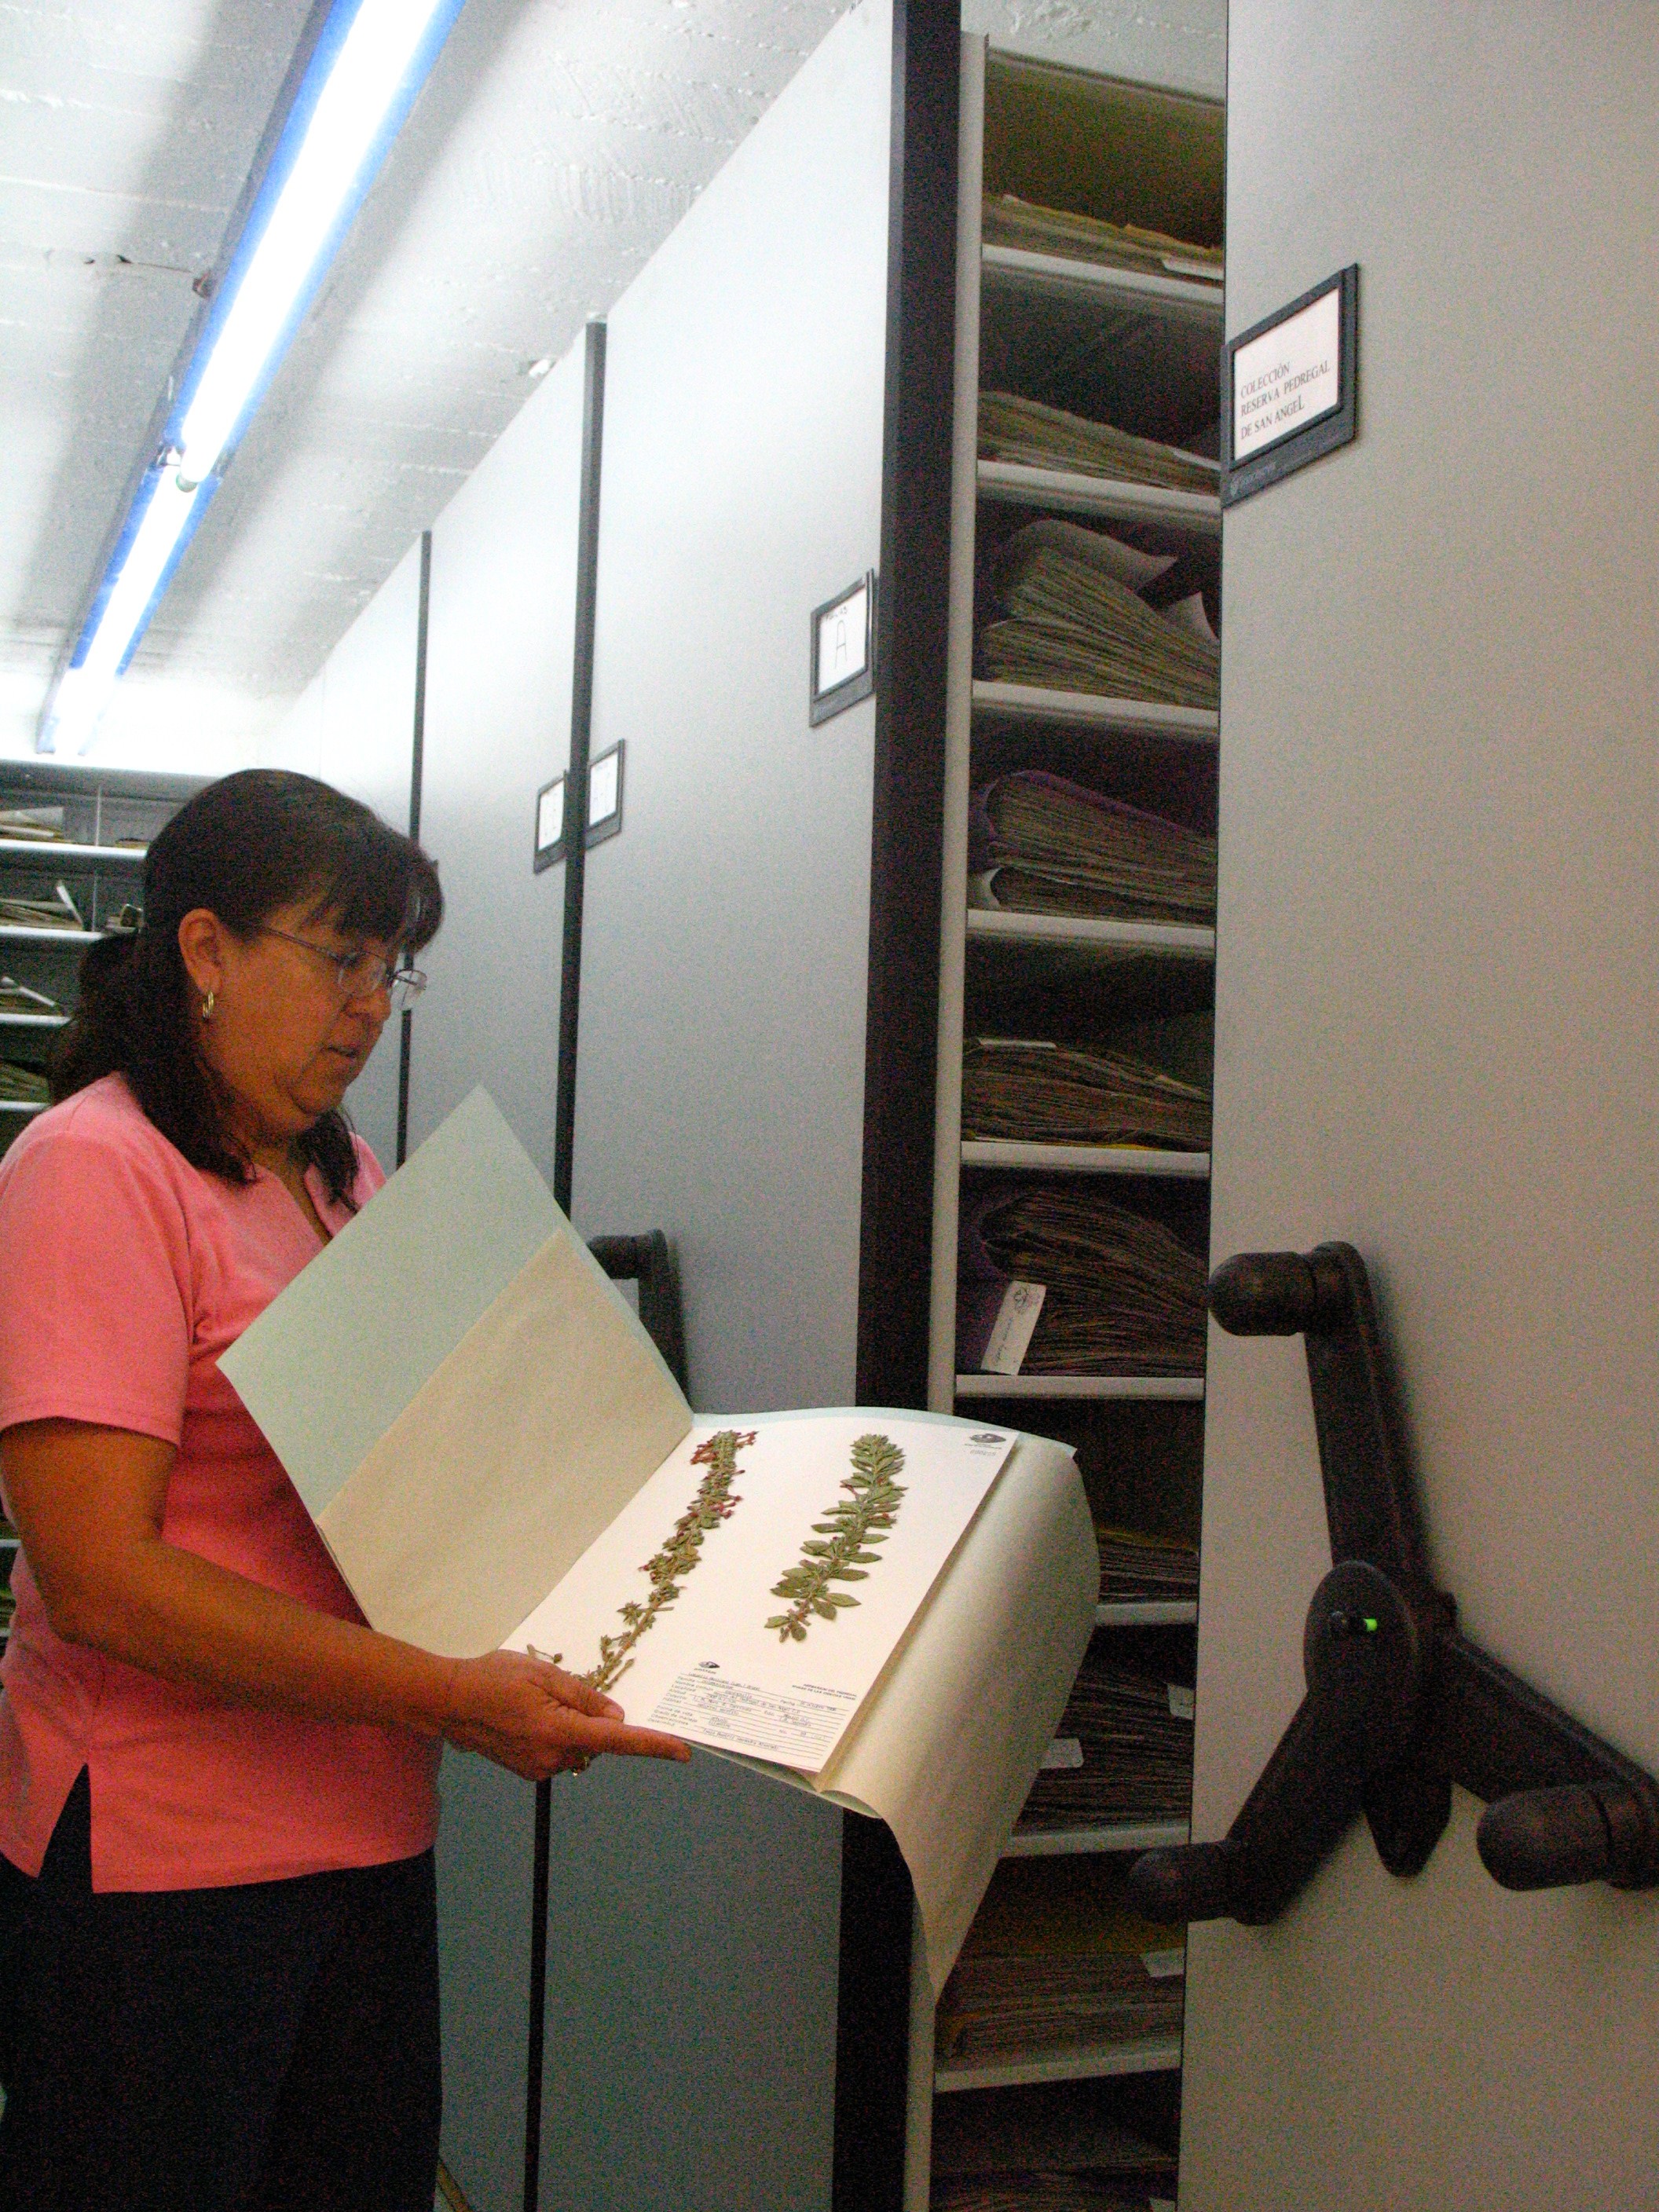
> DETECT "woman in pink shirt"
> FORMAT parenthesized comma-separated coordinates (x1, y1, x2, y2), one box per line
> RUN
(0, 770, 687, 2212)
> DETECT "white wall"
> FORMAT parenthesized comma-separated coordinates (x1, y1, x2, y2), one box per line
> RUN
(1184, 6, 1659, 2207)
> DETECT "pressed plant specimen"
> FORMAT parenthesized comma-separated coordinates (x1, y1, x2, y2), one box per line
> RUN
(588, 1428, 755, 1692)
(766, 1431, 907, 1643)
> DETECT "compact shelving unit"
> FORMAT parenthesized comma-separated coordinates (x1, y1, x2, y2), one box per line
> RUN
(0, 759, 206, 1654)
(0, 761, 206, 1152)
(910, 43, 1225, 2212)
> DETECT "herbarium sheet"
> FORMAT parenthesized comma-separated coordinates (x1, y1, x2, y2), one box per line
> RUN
(507, 1413, 1015, 1772)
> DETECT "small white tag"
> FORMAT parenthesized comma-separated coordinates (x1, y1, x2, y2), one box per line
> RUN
(983, 1281, 1046, 1375)
(1141, 1946, 1186, 1979)
(1167, 1684, 1195, 1720)
(1041, 1735, 1083, 1771)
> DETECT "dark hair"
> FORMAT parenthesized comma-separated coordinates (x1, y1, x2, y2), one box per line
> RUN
(52, 769, 442, 1207)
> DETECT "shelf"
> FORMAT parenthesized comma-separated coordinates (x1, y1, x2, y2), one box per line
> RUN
(962, 1140, 1210, 1179)
(1096, 1599, 1198, 1627)
(935, 2033, 1183, 2093)
(955, 1374, 1204, 1401)
(0, 928, 101, 946)
(977, 460, 1220, 534)
(0, 1101, 46, 1118)
(0, 840, 145, 870)
(972, 680, 1218, 739)
(0, 1012, 66, 1029)
(967, 910, 1214, 958)
(1004, 1819, 1189, 1859)
(982, 244, 1222, 323)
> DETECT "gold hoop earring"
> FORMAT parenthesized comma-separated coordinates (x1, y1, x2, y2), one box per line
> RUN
(201, 989, 215, 1021)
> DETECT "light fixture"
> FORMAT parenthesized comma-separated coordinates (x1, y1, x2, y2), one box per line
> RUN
(40, 0, 467, 753)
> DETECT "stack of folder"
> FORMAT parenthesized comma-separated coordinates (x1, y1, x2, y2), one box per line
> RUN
(959, 1184, 1207, 1375)
(983, 192, 1222, 285)
(1016, 1656, 1195, 1832)
(935, 2174, 1173, 2212)
(0, 883, 83, 932)
(0, 977, 58, 1016)
(961, 1038, 1210, 1152)
(969, 771, 1217, 925)
(980, 522, 1220, 708)
(0, 807, 64, 844)
(980, 391, 1218, 496)
(0, 1063, 49, 1107)
(1094, 1525, 1199, 1608)
(936, 1861, 1185, 2066)
(932, 2082, 1177, 2212)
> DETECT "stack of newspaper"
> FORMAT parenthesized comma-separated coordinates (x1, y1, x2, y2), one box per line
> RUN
(0, 1062, 49, 1106)
(980, 390, 1219, 496)
(932, 2083, 1177, 2212)
(1016, 1656, 1195, 1832)
(980, 522, 1219, 707)
(961, 1038, 1210, 1153)
(983, 192, 1222, 285)
(0, 882, 84, 932)
(1094, 1525, 1200, 1608)
(0, 978, 58, 1016)
(959, 1184, 1207, 1375)
(0, 807, 65, 844)
(970, 771, 1217, 924)
(936, 1860, 1185, 2066)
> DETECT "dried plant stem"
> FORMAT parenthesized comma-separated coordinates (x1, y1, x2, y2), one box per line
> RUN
(589, 1428, 754, 1693)
(766, 1432, 907, 1643)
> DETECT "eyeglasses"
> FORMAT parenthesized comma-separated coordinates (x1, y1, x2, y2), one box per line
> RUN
(257, 925, 427, 1012)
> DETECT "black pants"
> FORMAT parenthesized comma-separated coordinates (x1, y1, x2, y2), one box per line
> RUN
(0, 1771, 441, 2212)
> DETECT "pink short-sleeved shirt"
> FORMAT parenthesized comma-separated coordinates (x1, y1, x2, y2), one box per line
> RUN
(0, 1073, 439, 1892)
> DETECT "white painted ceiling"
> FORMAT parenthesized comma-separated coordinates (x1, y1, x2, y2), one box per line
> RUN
(0, 0, 1225, 772)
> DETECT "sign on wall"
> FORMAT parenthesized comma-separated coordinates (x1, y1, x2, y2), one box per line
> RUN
(1222, 266, 1358, 506)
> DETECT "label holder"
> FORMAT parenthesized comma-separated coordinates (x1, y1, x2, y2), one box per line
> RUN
(1222, 265, 1358, 508)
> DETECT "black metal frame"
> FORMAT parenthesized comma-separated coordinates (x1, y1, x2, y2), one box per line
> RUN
(837, 4, 961, 2209)
(1130, 1242, 1659, 1929)
(855, 0, 959, 1419)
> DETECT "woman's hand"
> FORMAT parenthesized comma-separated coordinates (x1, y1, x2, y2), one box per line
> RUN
(438, 1650, 691, 1781)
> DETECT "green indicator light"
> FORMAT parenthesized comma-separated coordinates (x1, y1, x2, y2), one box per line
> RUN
(1363, 1617, 1379, 1632)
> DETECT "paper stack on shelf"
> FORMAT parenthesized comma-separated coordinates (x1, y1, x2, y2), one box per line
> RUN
(932, 2084, 1178, 2212)
(1093, 1525, 1199, 1608)
(983, 193, 1222, 286)
(981, 522, 1220, 709)
(962, 1038, 1210, 1152)
(0, 1063, 49, 1105)
(0, 883, 83, 932)
(958, 1184, 1207, 1375)
(980, 392, 1218, 496)
(936, 1860, 1185, 2064)
(1017, 1654, 1195, 1831)
(969, 771, 1217, 925)
(0, 807, 64, 844)
(934, 2176, 1174, 2211)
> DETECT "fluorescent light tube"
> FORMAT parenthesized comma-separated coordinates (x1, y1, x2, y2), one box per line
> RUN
(41, 0, 463, 753)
